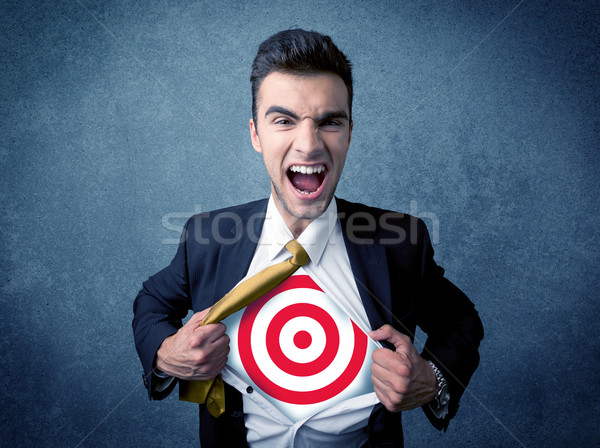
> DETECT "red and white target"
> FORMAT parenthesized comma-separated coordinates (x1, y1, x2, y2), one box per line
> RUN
(230, 274, 375, 418)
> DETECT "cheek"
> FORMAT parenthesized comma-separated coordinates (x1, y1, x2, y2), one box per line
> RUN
(262, 151, 285, 178)
(263, 139, 289, 165)
(331, 142, 350, 164)
(325, 132, 350, 150)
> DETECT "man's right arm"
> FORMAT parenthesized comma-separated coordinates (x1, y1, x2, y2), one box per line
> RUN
(154, 309, 229, 381)
(132, 218, 229, 400)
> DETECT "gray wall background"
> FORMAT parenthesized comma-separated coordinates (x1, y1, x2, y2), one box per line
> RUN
(1, 0, 598, 447)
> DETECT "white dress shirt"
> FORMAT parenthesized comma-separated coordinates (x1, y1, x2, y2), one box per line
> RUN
(221, 196, 381, 447)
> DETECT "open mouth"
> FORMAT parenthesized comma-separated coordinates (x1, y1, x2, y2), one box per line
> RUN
(287, 164, 327, 195)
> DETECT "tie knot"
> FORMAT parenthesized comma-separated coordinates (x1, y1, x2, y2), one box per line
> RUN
(285, 240, 310, 267)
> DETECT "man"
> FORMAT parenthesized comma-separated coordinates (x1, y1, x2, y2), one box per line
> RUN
(133, 29, 483, 447)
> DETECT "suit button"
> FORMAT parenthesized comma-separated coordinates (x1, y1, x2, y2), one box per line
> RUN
(246, 386, 253, 394)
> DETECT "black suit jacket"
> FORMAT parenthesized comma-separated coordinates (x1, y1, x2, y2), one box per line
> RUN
(132, 197, 484, 447)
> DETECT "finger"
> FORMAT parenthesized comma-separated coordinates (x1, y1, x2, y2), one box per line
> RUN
(199, 345, 229, 371)
(198, 356, 229, 381)
(371, 375, 402, 412)
(194, 321, 227, 340)
(190, 323, 228, 348)
(371, 373, 392, 396)
(369, 325, 412, 352)
(211, 339, 231, 357)
(371, 353, 392, 376)
(371, 355, 406, 384)
(206, 331, 230, 353)
(372, 381, 387, 407)
(197, 343, 230, 379)
(372, 348, 412, 379)
(186, 308, 211, 329)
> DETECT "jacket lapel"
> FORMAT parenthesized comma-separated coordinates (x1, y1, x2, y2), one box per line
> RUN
(212, 199, 268, 299)
(337, 198, 393, 332)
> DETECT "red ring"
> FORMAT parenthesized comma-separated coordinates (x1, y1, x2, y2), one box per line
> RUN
(238, 275, 368, 405)
(266, 303, 339, 376)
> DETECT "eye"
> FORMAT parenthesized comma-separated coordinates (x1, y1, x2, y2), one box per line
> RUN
(274, 118, 292, 125)
(321, 120, 341, 127)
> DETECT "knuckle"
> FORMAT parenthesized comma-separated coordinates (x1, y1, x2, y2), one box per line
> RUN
(379, 324, 392, 334)
(396, 330, 408, 339)
(372, 348, 385, 361)
(191, 352, 208, 366)
(396, 363, 411, 378)
(191, 332, 207, 347)
(390, 378, 408, 395)
(383, 397, 398, 412)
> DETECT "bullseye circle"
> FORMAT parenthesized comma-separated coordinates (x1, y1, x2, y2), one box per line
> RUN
(279, 316, 326, 363)
(238, 275, 368, 405)
(266, 303, 339, 376)
(293, 331, 311, 349)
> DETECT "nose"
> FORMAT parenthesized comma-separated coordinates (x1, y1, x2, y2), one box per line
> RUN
(293, 120, 323, 156)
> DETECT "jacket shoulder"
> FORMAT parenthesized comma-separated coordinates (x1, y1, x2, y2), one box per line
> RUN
(182, 198, 268, 244)
(190, 198, 268, 220)
(336, 197, 428, 245)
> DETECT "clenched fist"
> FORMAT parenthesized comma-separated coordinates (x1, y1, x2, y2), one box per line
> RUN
(369, 325, 437, 412)
(155, 308, 230, 381)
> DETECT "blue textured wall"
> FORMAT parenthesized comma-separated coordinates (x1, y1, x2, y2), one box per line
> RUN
(1, 1, 598, 446)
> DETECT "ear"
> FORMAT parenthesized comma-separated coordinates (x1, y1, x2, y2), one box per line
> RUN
(249, 118, 262, 153)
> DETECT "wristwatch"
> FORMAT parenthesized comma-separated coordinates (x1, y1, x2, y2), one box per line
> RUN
(427, 360, 450, 409)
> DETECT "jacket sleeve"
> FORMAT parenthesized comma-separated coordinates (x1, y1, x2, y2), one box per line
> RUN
(132, 218, 194, 400)
(414, 219, 484, 430)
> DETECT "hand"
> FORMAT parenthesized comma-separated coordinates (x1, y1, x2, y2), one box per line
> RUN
(155, 308, 230, 381)
(369, 324, 437, 412)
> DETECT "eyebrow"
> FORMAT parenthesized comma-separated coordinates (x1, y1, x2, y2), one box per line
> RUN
(265, 106, 300, 121)
(264, 106, 349, 123)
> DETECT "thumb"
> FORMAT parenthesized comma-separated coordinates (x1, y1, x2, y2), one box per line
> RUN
(369, 325, 412, 352)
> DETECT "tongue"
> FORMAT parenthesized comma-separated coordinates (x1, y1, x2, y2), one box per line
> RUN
(290, 172, 321, 193)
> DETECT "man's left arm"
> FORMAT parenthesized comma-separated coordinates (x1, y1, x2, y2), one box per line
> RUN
(414, 271, 484, 430)
(370, 218, 484, 430)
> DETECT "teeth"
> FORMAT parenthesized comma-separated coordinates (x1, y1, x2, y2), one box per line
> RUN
(290, 164, 325, 174)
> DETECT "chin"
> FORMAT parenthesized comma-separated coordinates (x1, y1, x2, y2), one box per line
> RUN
(273, 180, 334, 223)
(288, 198, 331, 220)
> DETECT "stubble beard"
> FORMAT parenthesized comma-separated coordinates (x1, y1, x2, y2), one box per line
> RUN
(272, 181, 335, 226)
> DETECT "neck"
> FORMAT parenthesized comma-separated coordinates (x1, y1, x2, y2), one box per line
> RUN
(285, 216, 313, 239)
(270, 197, 317, 239)
(270, 189, 334, 239)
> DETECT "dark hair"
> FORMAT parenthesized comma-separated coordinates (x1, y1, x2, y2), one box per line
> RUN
(250, 29, 353, 124)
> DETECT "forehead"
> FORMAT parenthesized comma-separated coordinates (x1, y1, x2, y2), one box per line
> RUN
(256, 71, 349, 116)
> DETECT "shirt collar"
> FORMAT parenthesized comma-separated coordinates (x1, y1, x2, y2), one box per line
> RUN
(261, 195, 339, 266)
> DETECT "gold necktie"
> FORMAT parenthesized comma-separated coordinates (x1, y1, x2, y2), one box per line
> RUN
(179, 239, 310, 417)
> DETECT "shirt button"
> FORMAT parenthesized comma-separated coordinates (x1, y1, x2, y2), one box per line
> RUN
(246, 386, 253, 394)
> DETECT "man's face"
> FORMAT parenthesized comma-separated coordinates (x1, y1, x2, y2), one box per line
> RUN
(250, 71, 352, 236)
